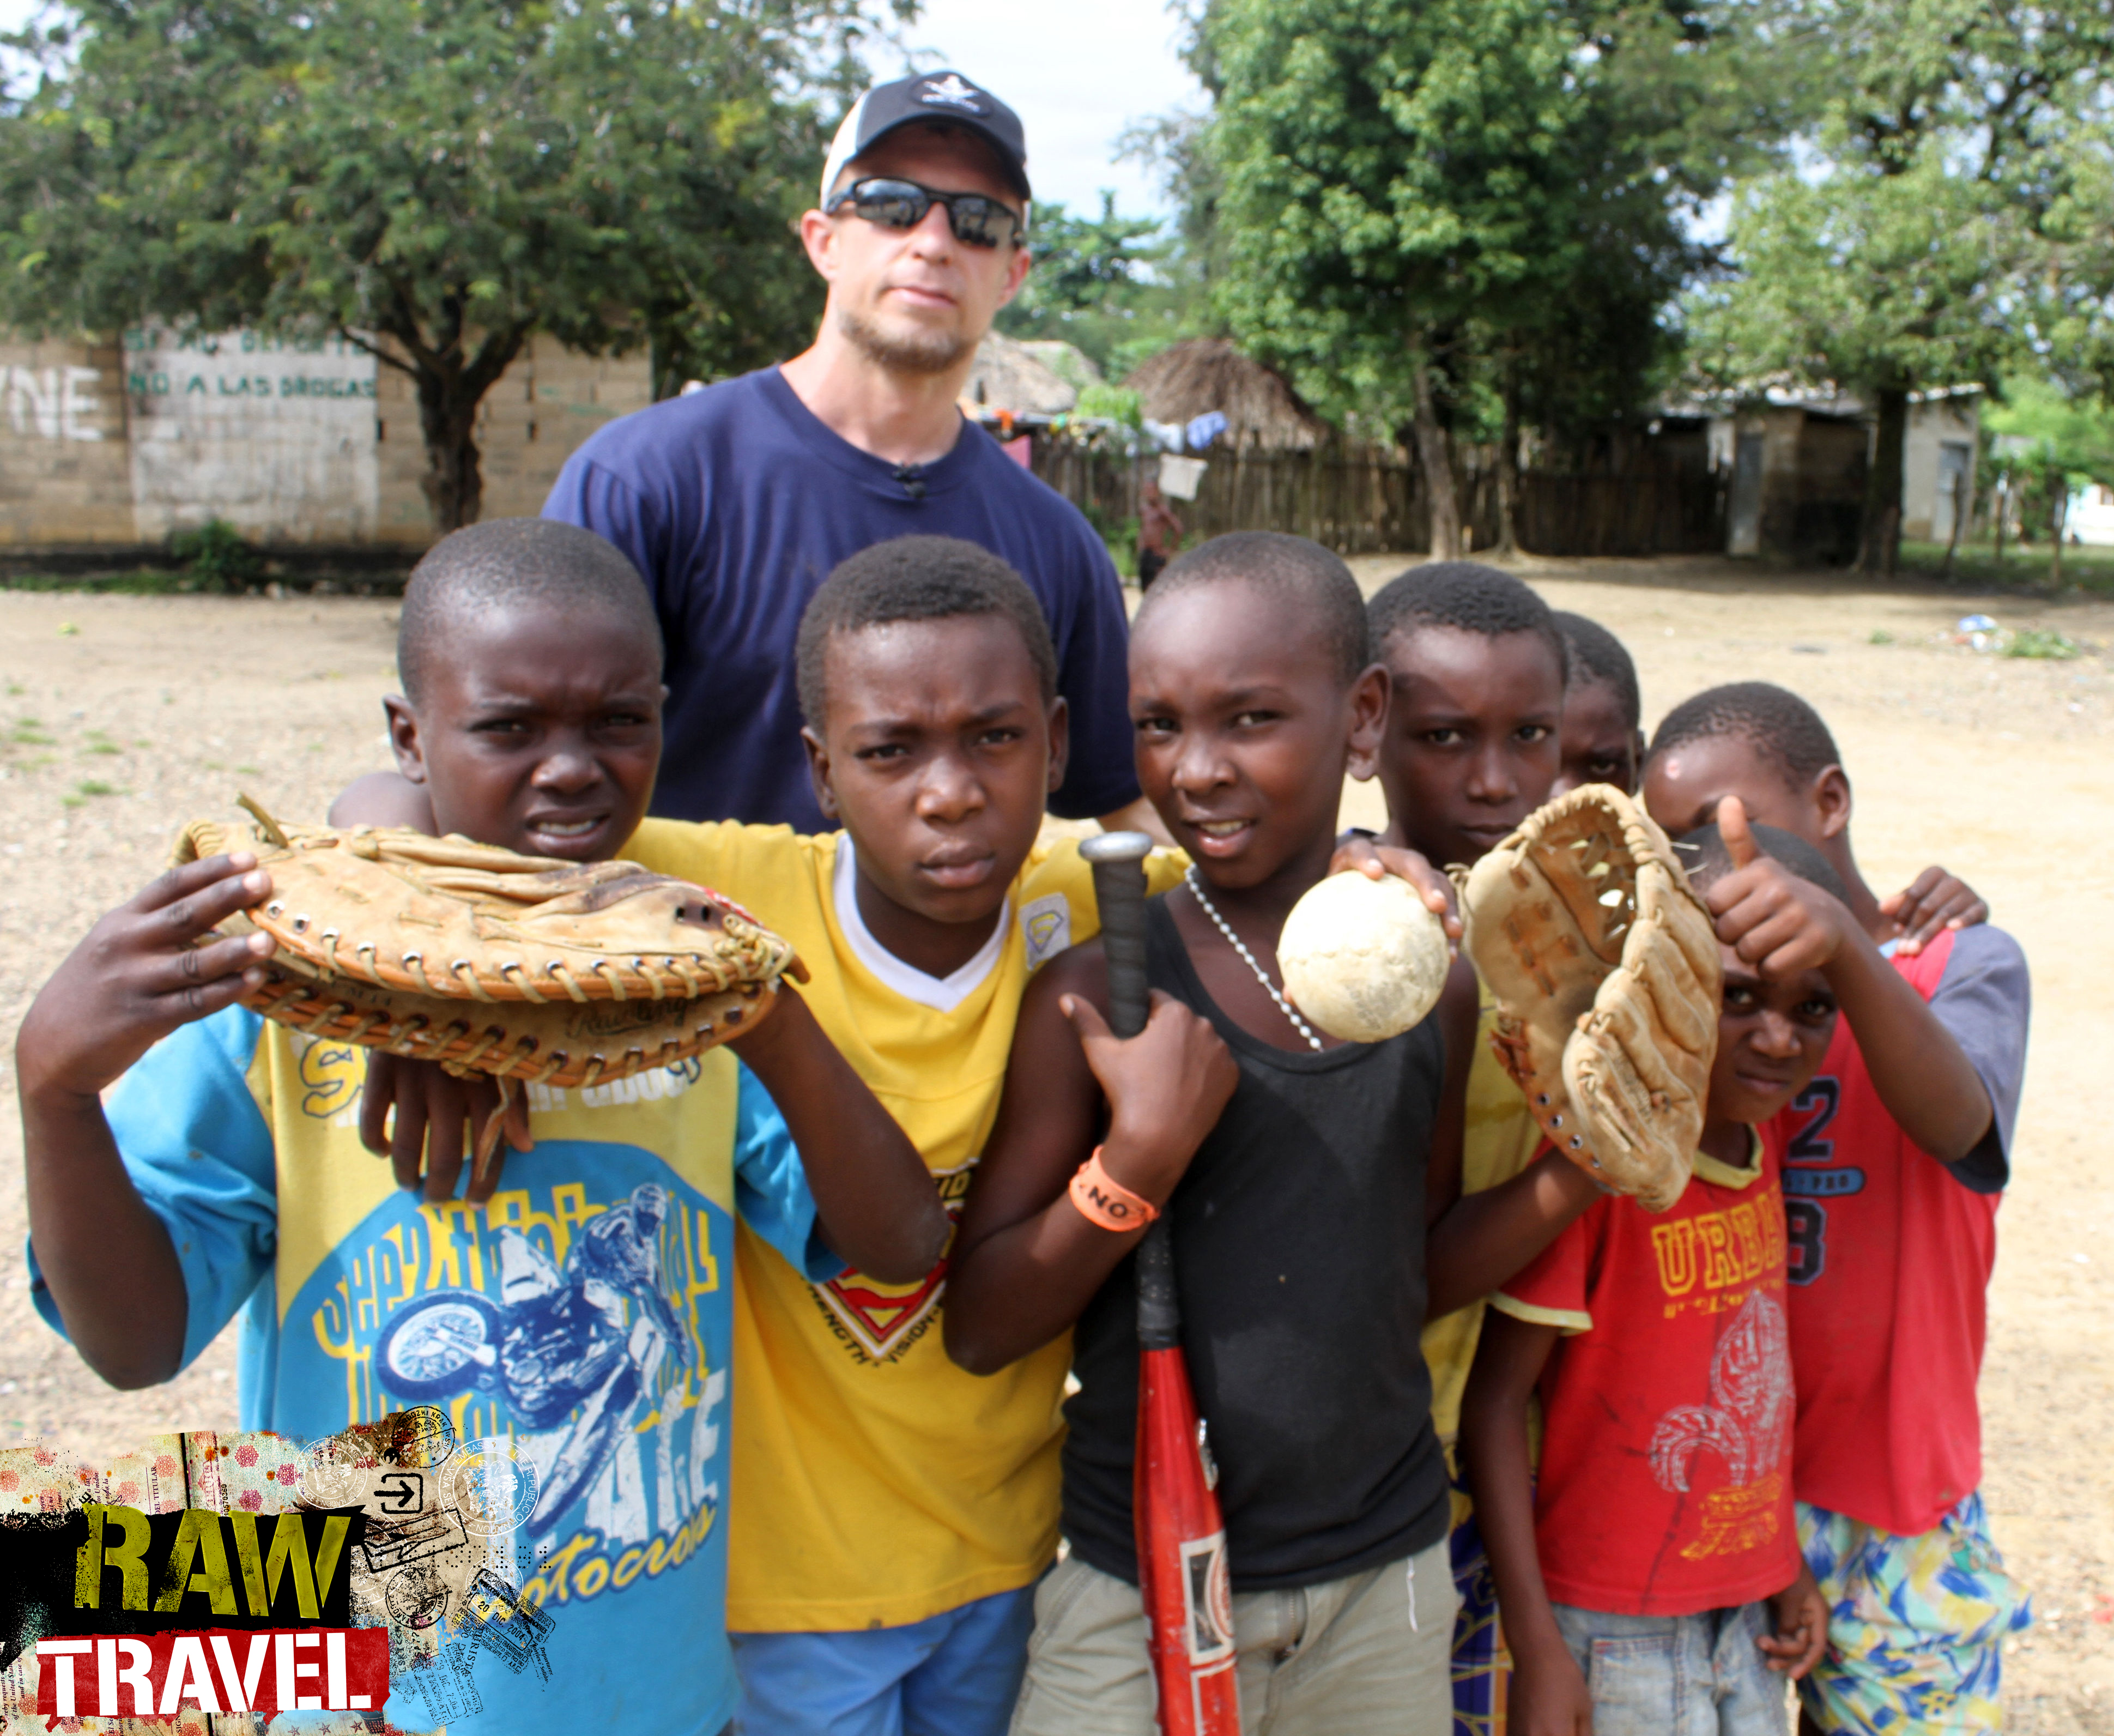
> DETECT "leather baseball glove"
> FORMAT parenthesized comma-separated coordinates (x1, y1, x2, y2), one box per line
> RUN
(175, 799, 804, 1092)
(1459, 784, 1721, 1211)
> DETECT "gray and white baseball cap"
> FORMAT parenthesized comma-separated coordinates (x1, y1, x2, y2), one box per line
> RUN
(820, 70, 1032, 205)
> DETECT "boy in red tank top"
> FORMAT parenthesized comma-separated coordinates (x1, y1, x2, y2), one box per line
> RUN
(1643, 683, 2031, 1734)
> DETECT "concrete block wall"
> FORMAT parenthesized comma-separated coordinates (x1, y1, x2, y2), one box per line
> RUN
(373, 335, 655, 543)
(125, 326, 380, 545)
(1901, 396, 1979, 542)
(0, 328, 652, 550)
(0, 336, 136, 545)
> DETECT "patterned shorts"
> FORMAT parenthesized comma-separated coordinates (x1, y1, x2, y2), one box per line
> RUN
(1449, 1468, 1509, 1736)
(1796, 1492, 2031, 1733)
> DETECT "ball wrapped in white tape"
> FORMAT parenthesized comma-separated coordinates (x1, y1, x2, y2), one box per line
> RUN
(1279, 871, 1450, 1044)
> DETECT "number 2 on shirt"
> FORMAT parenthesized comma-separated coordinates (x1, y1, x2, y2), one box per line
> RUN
(1783, 1078, 1840, 1286)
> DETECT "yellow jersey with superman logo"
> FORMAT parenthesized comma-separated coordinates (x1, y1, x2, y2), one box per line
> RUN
(626, 820, 1185, 1632)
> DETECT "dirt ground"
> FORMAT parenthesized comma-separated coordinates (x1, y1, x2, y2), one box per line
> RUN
(0, 557, 2108, 1728)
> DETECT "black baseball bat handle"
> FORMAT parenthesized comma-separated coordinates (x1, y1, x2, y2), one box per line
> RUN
(1079, 831, 1181, 1352)
(1080, 830, 1154, 1039)
(1133, 1220, 1179, 1350)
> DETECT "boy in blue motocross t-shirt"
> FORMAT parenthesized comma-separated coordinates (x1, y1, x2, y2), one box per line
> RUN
(16, 518, 948, 1736)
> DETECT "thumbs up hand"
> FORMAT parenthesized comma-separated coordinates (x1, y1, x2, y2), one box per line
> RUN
(1718, 794, 1761, 870)
(1705, 796, 1857, 980)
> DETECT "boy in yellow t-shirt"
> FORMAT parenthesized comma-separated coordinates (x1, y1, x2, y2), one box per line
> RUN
(621, 536, 1185, 1733)
(336, 533, 1180, 1728)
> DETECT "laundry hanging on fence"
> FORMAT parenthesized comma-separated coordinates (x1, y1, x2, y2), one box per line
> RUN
(1157, 455, 1208, 501)
(1184, 411, 1228, 452)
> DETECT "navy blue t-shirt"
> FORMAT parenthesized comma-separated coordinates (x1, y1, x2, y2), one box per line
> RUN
(543, 367, 1140, 830)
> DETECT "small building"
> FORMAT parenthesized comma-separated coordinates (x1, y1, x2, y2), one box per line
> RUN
(1901, 389, 1980, 543)
(958, 332, 1079, 420)
(1014, 339, 1102, 395)
(1680, 385, 1980, 561)
(1119, 338, 1329, 452)
(2070, 482, 2114, 546)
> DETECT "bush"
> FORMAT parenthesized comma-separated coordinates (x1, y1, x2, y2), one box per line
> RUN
(2006, 628, 2081, 660)
(169, 519, 261, 591)
(1075, 384, 1143, 428)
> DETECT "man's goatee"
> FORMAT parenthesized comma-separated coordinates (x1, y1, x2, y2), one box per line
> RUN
(836, 307, 972, 377)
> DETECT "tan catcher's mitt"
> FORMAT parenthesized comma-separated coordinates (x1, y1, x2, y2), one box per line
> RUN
(175, 799, 804, 1091)
(1459, 784, 1721, 1212)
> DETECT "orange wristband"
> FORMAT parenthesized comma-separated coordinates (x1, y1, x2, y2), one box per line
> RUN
(1068, 1145, 1159, 1232)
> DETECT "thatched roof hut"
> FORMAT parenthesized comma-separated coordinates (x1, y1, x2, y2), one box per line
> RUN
(1016, 339, 1103, 394)
(959, 332, 1077, 418)
(1120, 338, 1329, 451)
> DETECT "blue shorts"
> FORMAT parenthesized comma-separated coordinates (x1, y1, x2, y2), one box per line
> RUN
(730, 1584, 1035, 1736)
(1796, 1492, 2030, 1733)
(1552, 1601, 1788, 1736)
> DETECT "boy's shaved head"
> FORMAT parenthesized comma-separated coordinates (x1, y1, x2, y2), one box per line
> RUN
(797, 535, 1057, 726)
(1369, 561, 1566, 868)
(1125, 530, 1388, 893)
(1140, 531, 1372, 685)
(1552, 610, 1639, 733)
(1674, 820, 1848, 903)
(381, 519, 665, 864)
(796, 535, 1068, 953)
(1368, 561, 1567, 677)
(398, 518, 661, 703)
(1647, 682, 1840, 788)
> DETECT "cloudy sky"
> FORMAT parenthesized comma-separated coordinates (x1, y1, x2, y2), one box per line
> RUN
(896, 0, 1202, 217)
(0, 0, 1204, 221)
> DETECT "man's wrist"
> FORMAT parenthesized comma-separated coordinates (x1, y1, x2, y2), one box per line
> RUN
(14, 990, 117, 1103)
(1068, 1147, 1158, 1232)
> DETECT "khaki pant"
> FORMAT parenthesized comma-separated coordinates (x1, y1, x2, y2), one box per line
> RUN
(1011, 1539, 1457, 1736)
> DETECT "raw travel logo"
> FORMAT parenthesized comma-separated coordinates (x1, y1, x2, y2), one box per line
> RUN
(6, 1501, 386, 1716)
(0, 1409, 562, 1726)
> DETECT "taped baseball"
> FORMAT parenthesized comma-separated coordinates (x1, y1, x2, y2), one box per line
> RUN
(1279, 872, 1450, 1044)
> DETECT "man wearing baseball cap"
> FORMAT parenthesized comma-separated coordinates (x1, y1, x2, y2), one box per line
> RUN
(542, 69, 1147, 841)
(541, 71, 1145, 1735)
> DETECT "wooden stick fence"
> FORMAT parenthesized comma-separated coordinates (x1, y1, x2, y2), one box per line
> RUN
(1029, 437, 1725, 559)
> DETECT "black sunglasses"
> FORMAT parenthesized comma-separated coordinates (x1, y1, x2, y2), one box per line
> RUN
(826, 176, 1025, 250)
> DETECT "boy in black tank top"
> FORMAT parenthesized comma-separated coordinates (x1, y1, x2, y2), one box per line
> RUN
(948, 535, 1611, 1736)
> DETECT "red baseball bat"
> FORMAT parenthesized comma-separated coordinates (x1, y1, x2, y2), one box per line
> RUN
(1081, 834, 1239, 1735)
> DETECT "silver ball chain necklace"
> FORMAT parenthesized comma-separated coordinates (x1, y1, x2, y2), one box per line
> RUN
(1183, 866, 1325, 1052)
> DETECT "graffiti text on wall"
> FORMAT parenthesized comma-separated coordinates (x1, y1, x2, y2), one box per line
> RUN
(1, 366, 104, 442)
(123, 328, 377, 404)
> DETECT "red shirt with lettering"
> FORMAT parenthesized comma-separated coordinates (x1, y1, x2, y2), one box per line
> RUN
(1492, 1134, 1801, 1615)
(1766, 927, 2027, 1537)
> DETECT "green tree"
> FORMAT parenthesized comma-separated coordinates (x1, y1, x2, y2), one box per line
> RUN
(1691, 0, 2113, 573)
(1985, 374, 2114, 581)
(994, 193, 1192, 380)
(1194, 0, 1728, 555)
(1114, 99, 1231, 374)
(2021, 103, 2114, 417)
(0, 0, 903, 530)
